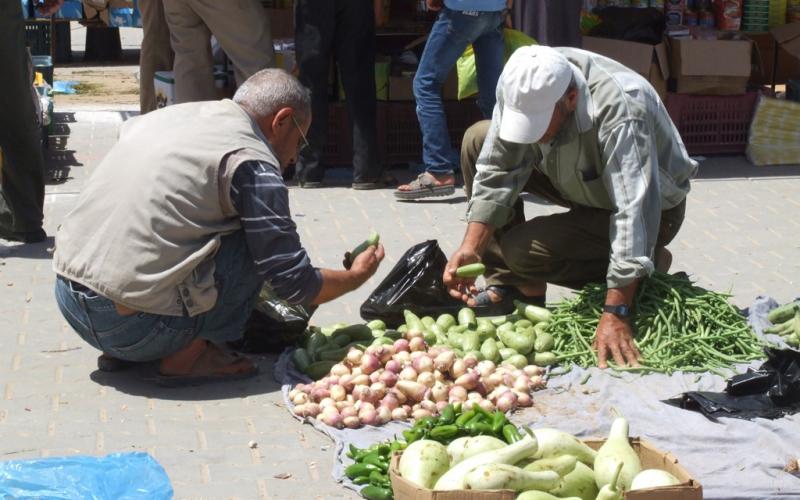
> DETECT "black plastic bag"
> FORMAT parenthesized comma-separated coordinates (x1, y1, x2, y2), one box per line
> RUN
(229, 285, 315, 353)
(666, 348, 800, 420)
(360, 240, 465, 328)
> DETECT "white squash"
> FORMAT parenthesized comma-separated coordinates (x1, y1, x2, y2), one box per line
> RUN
(446, 436, 507, 465)
(434, 435, 538, 490)
(530, 428, 597, 466)
(630, 469, 682, 490)
(523, 454, 578, 477)
(463, 464, 559, 492)
(594, 417, 641, 490)
(398, 439, 450, 489)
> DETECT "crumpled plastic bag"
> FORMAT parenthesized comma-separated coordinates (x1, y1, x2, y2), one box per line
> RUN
(667, 348, 800, 420)
(0, 452, 173, 499)
(229, 284, 315, 353)
(456, 29, 537, 101)
(360, 240, 465, 328)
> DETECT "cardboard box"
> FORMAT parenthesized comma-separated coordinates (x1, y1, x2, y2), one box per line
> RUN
(389, 438, 702, 500)
(669, 37, 753, 95)
(583, 36, 670, 100)
(772, 21, 800, 62)
(747, 31, 800, 85)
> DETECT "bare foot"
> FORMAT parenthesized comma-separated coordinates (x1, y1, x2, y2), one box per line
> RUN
(159, 339, 254, 377)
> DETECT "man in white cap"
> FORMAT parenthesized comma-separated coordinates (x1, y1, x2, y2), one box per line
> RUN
(443, 45, 697, 369)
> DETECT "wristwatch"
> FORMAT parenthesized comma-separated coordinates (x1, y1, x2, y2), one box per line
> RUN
(603, 304, 632, 319)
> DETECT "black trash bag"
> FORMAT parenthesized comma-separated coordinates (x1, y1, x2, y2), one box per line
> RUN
(229, 285, 315, 353)
(360, 240, 465, 328)
(665, 348, 800, 420)
(587, 7, 665, 45)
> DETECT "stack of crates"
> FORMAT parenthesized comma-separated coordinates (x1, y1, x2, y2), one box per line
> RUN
(742, 0, 787, 31)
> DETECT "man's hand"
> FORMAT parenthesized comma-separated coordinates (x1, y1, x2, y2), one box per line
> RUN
(426, 0, 444, 12)
(349, 244, 385, 284)
(443, 245, 481, 304)
(593, 313, 641, 369)
(36, 0, 64, 16)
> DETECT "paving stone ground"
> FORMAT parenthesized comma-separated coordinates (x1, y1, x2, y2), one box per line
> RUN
(1, 106, 799, 499)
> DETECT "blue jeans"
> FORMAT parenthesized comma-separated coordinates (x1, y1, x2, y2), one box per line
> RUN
(414, 7, 505, 175)
(54, 231, 264, 362)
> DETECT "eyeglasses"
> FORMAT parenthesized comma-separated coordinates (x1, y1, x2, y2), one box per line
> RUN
(292, 115, 310, 154)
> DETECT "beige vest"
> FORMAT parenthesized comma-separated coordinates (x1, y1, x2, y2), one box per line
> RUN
(53, 100, 279, 316)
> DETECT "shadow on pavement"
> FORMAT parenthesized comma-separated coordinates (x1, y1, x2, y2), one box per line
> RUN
(88, 354, 283, 401)
(0, 237, 55, 259)
(46, 112, 83, 184)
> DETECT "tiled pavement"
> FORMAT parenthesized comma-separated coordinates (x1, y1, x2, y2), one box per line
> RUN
(1, 107, 799, 499)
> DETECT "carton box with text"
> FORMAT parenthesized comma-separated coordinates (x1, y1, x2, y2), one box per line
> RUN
(583, 37, 670, 100)
(390, 438, 701, 500)
(669, 37, 753, 95)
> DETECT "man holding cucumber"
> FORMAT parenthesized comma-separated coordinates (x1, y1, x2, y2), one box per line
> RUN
(444, 46, 697, 368)
(53, 69, 385, 385)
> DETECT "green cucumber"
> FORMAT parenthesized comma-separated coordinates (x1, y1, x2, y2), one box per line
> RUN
(455, 263, 486, 278)
(350, 231, 380, 260)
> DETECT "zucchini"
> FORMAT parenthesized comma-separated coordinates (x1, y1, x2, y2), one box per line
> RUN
(350, 231, 380, 260)
(455, 263, 486, 278)
(331, 324, 373, 341)
(436, 313, 457, 331)
(768, 302, 800, 324)
(458, 307, 477, 327)
(291, 348, 312, 372)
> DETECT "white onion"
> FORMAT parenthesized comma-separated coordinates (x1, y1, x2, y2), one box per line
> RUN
(516, 393, 533, 407)
(399, 366, 418, 381)
(391, 407, 408, 420)
(310, 387, 331, 402)
(292, 392, 309, 406)
(330, 385, 346, 402)
(292, 404, 307, 417)
(449, 385, 468, 402)
(393, 351, 411, 365)
(346, 349, 363, 366)
(393, 339, 410, 353)
(412, 408, 432, 420)
(330, 363, 350, 377)
(478, 399, 495, 412)
(288, 389, 300, 400)
(340, 406, 358, 418)
(370, 382, 387, 400)
(304, 403, 321, 417)
(377, 406, 392, 424)
(350, 367, 363, 377)
(451, 359, 467, 378)
(523, 365, 545, 377)
(454, 372, 479, 390)
(352, 374, 370, 386)
(417, 371, 435, 388)
(412, 355, 434, 373)
(513, 377, 530, 393)
(406, 329, 424, 340)
(319, 397, 335, 409)
(408, 337, 426, 352)
(476, 360, 496, 377)
(435, 401, 449, 412)
(431, 381, 449, 402)
(343, 416, 361, 429)
(434, 351, 455, 373)
(419, 400, 438, 413)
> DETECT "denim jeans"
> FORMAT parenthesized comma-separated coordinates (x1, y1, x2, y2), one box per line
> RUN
(54, 231, 264, 362)
(413, 7, 505, 175)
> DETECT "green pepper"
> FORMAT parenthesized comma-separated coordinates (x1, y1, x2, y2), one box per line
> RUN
(360, 485, 393, 500)
(353, 475, 371, 486)
(369, 470, 389, 486)
(345, 462, 380, 480)
(429, 424, 459, 441)
(347, 444, 359, 459)
(471, 403, 492, 422)
(414, 416, 436, 430)
(437, 404, 456, 425)
(455, 409, 476, 428)
(490, 411, 508, 434)
(376, 443, 391, 456)
(363, 453, 388, 470)
(389, 441, 405, 453)
(466, 421, 493, 436)
(402, 428, 424, 443)
(502, 424, 523, 444)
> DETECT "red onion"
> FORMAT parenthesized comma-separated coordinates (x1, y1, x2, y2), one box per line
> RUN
(377, 406, 392, 424)
(417, 371, 435, 388)
(393, 339, 410, 352)
(434, 351, 455, 373)
(399, 366, 418, 381)
(380, 393, 400, 410)
(412, 355, 434, 373)
(343, 416, 361, 429)
(409, 337, 426, 352)
(379, 371, 398, 387)
(384, 360, 401, 374)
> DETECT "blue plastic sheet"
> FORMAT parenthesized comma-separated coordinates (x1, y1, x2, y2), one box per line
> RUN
(0, 452, 173, 500)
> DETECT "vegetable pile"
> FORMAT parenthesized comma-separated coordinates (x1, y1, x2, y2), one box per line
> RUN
(344, 403, 523, 500)
(393, 416, 683, 499)
(546, 272, 766, 374)
(764, 301, 800, 347)
(288, 334, 546, 428)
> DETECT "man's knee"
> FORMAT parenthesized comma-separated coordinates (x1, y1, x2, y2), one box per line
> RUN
(498, 223, 551, 278)
(460, 120, 491, 178)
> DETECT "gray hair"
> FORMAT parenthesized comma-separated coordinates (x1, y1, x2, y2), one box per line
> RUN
(233, 68, 311, 121)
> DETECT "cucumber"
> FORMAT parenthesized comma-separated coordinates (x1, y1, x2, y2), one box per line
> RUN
(436, 313, 457, 331)
(291, 348, 312, 372)
(366, 319, 387, 331)
(534, 332, 555, 353)
(462, 330, 481, 352)
(421, 316, 436, 329)
(768, 302, 800, 324)
(350, 231, 380, 260)
(303, 360, 335, 379)
(331, 324, 373, 341)
(458, 307, 477, 327)
(455, 263, 486, 278)
(480, 338, 500, 363)
(531, 351, 557, 367)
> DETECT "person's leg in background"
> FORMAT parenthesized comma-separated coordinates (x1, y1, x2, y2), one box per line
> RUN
(334, 0, 385, 188)
(138, 0, 174, 113)
(395, 9, 480, 199)
(471, 11, 505, 119)
(163, 0, 216, 103)
(0, 0, 46, 242)
(294, 0, 335, 187)
(194, 0, 275, 87)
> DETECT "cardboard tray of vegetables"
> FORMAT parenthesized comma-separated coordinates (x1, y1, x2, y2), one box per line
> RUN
(389, 418, 701, 500)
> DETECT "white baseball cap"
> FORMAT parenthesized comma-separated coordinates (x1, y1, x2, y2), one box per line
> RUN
(498, 45, 574, 144)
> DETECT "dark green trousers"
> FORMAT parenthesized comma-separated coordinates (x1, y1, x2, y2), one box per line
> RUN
(0, 0, 45, 234)
(461, 120, 685, 290)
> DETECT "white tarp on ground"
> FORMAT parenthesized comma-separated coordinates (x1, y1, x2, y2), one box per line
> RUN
(277, 296, 800, 498)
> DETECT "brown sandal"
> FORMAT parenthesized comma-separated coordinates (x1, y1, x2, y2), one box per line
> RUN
(394, 172, 456, 200)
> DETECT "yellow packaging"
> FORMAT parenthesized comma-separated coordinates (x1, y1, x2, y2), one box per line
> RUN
(746, 96, 800, 166)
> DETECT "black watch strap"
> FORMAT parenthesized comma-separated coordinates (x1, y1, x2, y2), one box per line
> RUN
(603, 304, 632, 318)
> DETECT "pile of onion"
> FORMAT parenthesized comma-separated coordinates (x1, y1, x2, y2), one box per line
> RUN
(289, 337, 546, 429)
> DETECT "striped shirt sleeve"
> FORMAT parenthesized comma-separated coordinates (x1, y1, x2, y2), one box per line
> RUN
(230, 160, 323, 305)
(600, 120, 662, 288)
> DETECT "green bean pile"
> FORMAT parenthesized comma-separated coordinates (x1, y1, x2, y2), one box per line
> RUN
(547, 272, 767, 374)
